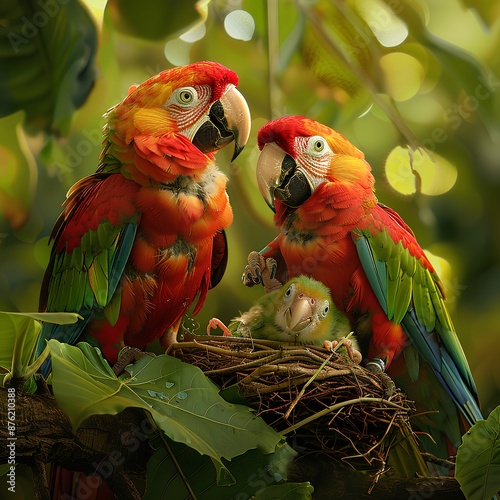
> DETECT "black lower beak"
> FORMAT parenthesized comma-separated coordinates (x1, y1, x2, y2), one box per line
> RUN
(192, 101, 234, 154)
(274, 155, 312, 208)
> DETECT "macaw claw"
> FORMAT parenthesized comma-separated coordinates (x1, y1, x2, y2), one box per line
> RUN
(242, 251, 282, 293)
(324, 337, 362, 365)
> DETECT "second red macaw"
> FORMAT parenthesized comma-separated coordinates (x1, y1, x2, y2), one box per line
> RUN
(244, 115, 482, 464)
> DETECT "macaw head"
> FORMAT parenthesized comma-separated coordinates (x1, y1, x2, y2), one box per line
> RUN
(103, 61, 251, 180)
(256, 116, 373, 211)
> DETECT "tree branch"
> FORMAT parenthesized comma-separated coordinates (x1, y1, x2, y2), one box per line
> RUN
(0, 377, 153, 499)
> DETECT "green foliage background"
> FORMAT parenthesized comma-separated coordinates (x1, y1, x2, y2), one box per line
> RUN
(1, 0, 499, 421)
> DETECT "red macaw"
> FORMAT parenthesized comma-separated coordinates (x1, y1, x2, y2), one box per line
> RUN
(243, 115, 482, 463)
(37, 61, 251, 374)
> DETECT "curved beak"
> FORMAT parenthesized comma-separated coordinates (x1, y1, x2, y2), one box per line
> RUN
(257, 142, 286, 211)
(285, 297, 313, 333)
(257, 142, 314, 211)
(220, 85, 251, 160)
(193, 85, 251, 161)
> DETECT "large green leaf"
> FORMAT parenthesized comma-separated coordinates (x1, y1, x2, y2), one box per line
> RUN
(0, 311, 81, 386)
(0, 0, 97, 134)
(105, 0, 207, 41)
(456, 405, 500, 500)
(49, 341, 284, 479)
(144, 435, 299, 497)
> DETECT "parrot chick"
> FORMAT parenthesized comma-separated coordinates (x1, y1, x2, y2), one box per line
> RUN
(208, 276, 361, 362)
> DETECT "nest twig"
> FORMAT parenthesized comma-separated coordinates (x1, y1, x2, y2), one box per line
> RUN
(168, 334, 420, 471)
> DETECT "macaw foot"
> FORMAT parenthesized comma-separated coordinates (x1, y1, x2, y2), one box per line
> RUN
(112, 346, 156, 376)
(242, 251, 282, 293)
(365, 357, 396, 397)
(207, 318, 233, 337)
(324, 338, 362, 365)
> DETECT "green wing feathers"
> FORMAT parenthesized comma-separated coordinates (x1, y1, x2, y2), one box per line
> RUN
(354, 227, 446, 329)
(45, 220, 137, 316)
(353, 224, 481, 424)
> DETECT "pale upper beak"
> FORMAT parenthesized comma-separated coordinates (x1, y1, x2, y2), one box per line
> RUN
(219, 85, 251, 161)
(257, 142, 286, 210)
(285, 297, 313, 333)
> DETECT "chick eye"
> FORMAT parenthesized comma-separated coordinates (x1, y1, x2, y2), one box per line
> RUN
(321, 302, 330, 317)
(176, 87, 197, 106)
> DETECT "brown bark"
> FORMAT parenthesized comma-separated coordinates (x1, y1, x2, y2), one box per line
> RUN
(0, 376, 153, 499)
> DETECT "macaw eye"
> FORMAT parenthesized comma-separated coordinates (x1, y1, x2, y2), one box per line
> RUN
(284, 284, 294, 299)
(175, 87, 197, 106)
(314, 140, 324, 151)
(306, 136, 328, 156)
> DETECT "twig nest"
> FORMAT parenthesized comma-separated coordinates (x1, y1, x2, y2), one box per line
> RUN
(168, 334, 417, 471)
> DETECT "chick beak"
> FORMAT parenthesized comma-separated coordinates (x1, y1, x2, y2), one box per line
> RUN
(285, 298, 313, 333)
